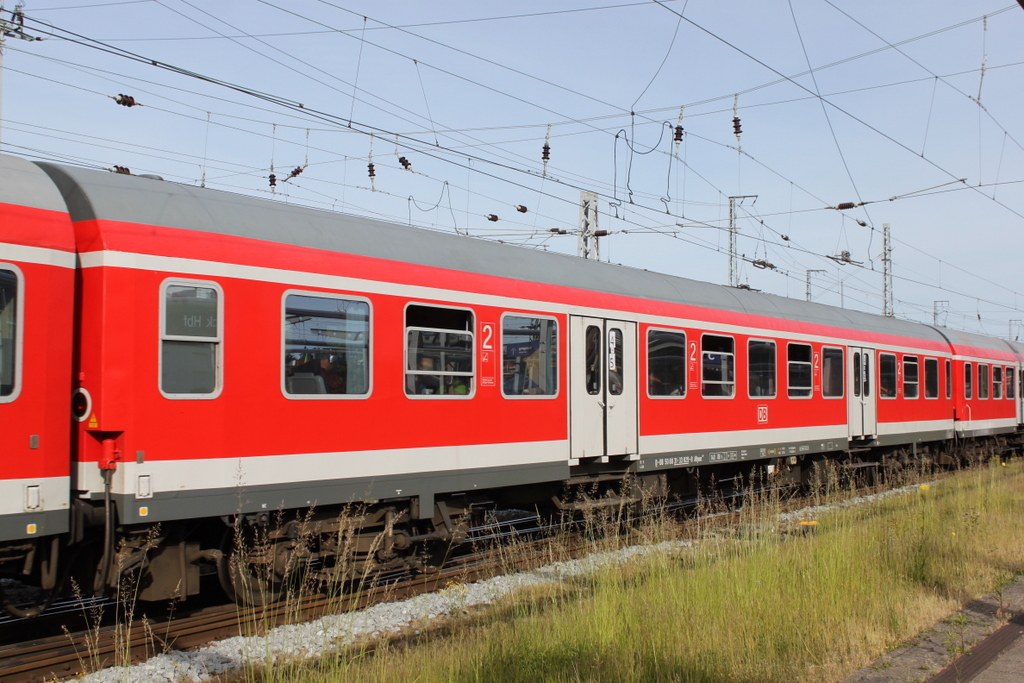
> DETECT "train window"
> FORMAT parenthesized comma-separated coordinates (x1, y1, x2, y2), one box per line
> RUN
(978, 364, 990, 399)
(993, 366, 1003, 399)
(879, 353, 897, 399)
(945, 359, 952, 399)
(1008, 367, 1016, 400)
(160, 281, 222, 397)
(405, 305, 474, 397)
(903, 356, 919, 399)
(608, 329, 624, 396)
(862, 352, 870, 397)
(822, 347, 843, 398)
(853, 352, 861, 397)
(585, 325, 601, 396)
(0, 267, 19, 400)
(501, 315, 558, 397)
(787, 343, 812, 398)
(701, 334, 735, 398)
(964, 363, 973, 400)
(924, 358, 939, 399)
(747, 339, 776, 398)
(283, 294, 370, 397)
(648, 329, 687, 397)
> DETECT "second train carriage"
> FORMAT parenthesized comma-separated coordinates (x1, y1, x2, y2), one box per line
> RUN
(0, 152, 1022, 606)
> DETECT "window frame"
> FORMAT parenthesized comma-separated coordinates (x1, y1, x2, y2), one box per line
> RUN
(0, 263, 24, 404)
(879, 352, 898, 399)
(993, 365, 1003, 400)
(945, 359, 952, 400)
(158, 278, 224, 400)
(1007, 366, 1016, 400)
(746, 338, 777, 399)
(964, 362, 973, 400)
(902, 355, 919, 400)
(978, 363, 990, 400)
(787, 342, 814, 399)
(647, 327, 688, 399)
(500, 312, 559, 400)
(403, 302, 476, 400)
(281, 289, 373, 400)
(924, 357, 939, 400)
(700, 333, 735, 399)
(821, 346, 844, 399)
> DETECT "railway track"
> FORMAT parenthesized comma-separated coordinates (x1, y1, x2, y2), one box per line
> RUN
(0, 472, 915, 683)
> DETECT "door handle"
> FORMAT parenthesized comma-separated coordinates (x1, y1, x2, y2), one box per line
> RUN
(598, 401, 606, 408)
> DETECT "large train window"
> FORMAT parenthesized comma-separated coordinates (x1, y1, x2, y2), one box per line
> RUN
(585, 325, 601, 395)
(964, 362, 973, 400)
(978, 364, 990, 399)
(648, 329, 687, 397)
(879, 353, 897, 399)
(747, 339, 776, 398)
(1008, 367, 1016, 400)
(787, 343, 812, 398)
(283, 293, 370, 397)
(160, 280, 222, 398)
(822, 347, 843, 398)
(501, 314, 558, 398)
(993, 366, 1003, 399)
(945, 359, 952, 399)
(0, 267, 20, 401)
(405, 304, 474, 398)
(701, 335, 734, 398)
(903, 356, 919, 399)
(924, 358, 939, 399)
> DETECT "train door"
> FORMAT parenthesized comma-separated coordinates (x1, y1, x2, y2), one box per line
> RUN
(569, 317, 638, 463)
(847, 347, 877, 439)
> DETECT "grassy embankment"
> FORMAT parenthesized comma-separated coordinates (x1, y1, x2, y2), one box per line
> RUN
(237, 460, 1024, 683)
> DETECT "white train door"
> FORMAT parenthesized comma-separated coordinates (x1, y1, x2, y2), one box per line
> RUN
(848, 347, 877, 439)
(569, 317, 638, 463)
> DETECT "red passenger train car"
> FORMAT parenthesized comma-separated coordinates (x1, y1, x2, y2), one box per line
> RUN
(0, 153, 1021, 610)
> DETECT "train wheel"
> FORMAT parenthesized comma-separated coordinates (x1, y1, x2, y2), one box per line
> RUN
(217, 527, 284, 607)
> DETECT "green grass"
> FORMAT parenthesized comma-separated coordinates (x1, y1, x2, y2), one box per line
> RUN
(238, 460, 1024, 683)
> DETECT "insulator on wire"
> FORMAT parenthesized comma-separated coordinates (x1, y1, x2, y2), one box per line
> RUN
(367, 162, 376, 179)
(110, 165, 132, 175)
(835, 202, 857, 211)
(515, 205, 528, 213)
(115, 94, 138, 107)
(398, 156, 412, 170)
(856, 219, 867, 227)
(594, 230, 609, 237)
(541, 143, 550, 162)
(268, 173, 277, 188)
(732, 117, 742, 135)
(287, 166, 304, 180)
(486, 214, 499, 222)
(548, 228, 568, 235)
(674, 125, 684, 143)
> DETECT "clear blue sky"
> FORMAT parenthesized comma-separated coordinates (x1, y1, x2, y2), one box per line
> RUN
(3, 0, 1023, 336)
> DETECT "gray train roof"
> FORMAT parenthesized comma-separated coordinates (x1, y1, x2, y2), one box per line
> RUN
(33, 159, 953, 346)
(1, 155, 70, 214)
(933, 327, 1018, 355)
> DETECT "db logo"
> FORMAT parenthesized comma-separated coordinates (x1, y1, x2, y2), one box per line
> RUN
(757, 405, 769, 423)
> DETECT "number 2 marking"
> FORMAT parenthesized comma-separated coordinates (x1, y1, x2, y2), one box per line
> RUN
(482, 324, 494, 350)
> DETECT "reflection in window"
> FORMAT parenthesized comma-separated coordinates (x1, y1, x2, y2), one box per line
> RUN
(788, 344, 812, 398)
(284, 294, 369, 395)
(979, 364, 990, 399)
(822, 347, 843, 398)
(585, 325, 601, 396)
(964, 363, 973, 400)
(946, 359, 952, 399)
(880, 353, 897, 399)
(748, 340, 776, 397)
(1008, 367, 1016, 400)
(925, 358, 939, 399)
(903, 356, 919, 399)
(853, 352, 861, 398)
(648, 330, 686, 397)
(405, 305, 474, 397)
(0, 269, 16, 398)
(701, 335, 735, 398)
(161, 283, 220, 395)
(501, 315, 557, 397)
(993, 366, 1003, 399)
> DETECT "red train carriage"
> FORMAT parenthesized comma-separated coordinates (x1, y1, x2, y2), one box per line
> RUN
(0, 153, 1021, 610)
(0, 156, 75, 590)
